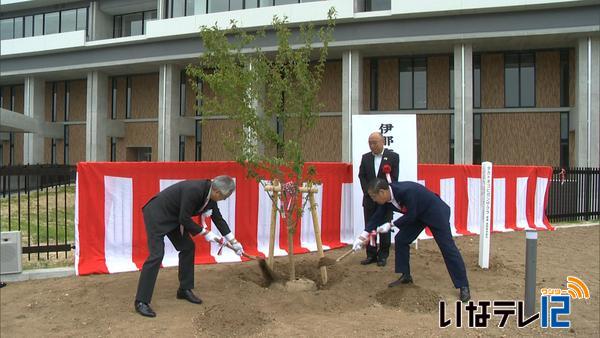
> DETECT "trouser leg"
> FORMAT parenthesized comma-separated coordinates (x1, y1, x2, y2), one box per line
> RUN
(166, 229, 196, 290)
(430, 222, 469, 288)
(394, 223, 424, 274)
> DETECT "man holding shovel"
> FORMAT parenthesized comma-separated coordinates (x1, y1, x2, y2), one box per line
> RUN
(134, 175, 244, 317)
(352, 178, 470, 302)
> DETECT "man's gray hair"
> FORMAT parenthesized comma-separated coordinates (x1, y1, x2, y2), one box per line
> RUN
(211, 175, 236, 197)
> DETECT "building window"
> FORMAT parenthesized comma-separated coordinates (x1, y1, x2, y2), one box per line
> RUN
(0, 144, 3, 166)
(64, 126, 70, 164)
(113, 10, 156, 38)
(449, 115, 454, 164)
(365, 0, 391, 11)
(180, 71, 186, 116)
(473, 54, 481, 109)
(560, 50, 569, 107)
(179, 135, 186, 161)
(504, 52, 535, 108)
(110, 137, 117, 161)
(560, 112, 569, 167)
(0, 7, 88, 40)
(127, 147, 152, 161)
(111, 78, 118, 119)
(0, 86, 3, 108)
(449, 56, 454, 109)
(10, 86, 15, 111)
(64, 81, 70, 121)
(51, 82, 57, 122)
(399, 57, 427, 109)
(167, 0, 312, 17)
(9, 133, 15, 165)
(195, 78, 203, 116)
(473, 113, 482, 165)
(125, 76, 132, 119)
(44, 12, 59, 35)
(51, 139, 57, 164)
(195, 120, 202, 160)
(24, 16, 33, 37)
(369, 59, 378, 111)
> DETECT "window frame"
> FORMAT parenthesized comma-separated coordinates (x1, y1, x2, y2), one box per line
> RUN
(504, 52, 536, 108)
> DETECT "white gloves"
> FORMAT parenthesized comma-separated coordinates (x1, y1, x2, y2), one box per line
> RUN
(352, 231, 369, 252)
(203, 231, 224, 244)
(376, 222, 393, 233)
(225, 233, 244, 256)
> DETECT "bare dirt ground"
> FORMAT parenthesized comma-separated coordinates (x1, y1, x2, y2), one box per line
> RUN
(1, 225, 598, 337)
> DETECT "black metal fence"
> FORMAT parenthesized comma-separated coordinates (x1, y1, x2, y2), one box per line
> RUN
(547, 167, 600, 222)
(0, 165, 77, 260)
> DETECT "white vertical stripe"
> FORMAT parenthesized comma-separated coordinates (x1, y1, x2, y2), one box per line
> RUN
(159, 179, 184, 267)
(493, 178, 509, 232)
(257, 181, 287, 257)
(535, 177, 549, 229)
(440, 178, 459, 236)
(300, 184, 330, 252)
(74, 175, 80, 275)
(340, 183, 354, 244)
(212, 188, 240, 262)
(467, 178, 481, 234)
(104, 176, 137, 273)
(516, 177, 529, 229)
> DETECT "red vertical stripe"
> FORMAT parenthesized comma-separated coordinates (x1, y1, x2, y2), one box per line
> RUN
(76, 163, 109, 275)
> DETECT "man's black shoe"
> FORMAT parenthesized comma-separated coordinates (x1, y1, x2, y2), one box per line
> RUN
(134, 301, 156, 318)
(360, 256, 377, 265)
(459, 286, 471, 302)
(376, 258, 387, 267)
(177, 289, 203, 304)
(388, 274, 413, 287)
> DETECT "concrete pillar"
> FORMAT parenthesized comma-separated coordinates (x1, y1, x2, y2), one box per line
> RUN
(575, 37, 600, 167)
(453, 43, 474, 164)
(86, 71, 109, 161)
(23, 77, 45, 164)
(157, 0, 167, 19)
(342, 50, 363, 162)
(89, 1, 112, 41)
(158, 64, 181, 161)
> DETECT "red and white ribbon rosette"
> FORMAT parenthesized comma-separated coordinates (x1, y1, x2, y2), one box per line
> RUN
(382, 164, 392, 183)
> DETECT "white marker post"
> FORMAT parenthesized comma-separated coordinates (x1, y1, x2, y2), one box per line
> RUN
(479, 161, 493, 269)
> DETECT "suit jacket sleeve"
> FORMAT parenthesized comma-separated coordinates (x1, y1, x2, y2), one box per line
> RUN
(205, 200, 232, 236)
(365, 204, 390, 232)
(392, 192, 418, 229)
(358, 154, 369, 195)
(391, 152, 400, 182)
(178, 185, 205, 236)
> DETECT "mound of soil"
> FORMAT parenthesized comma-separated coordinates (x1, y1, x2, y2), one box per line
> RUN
(376, 284, 442, 313)
(193, 304, 273, 336)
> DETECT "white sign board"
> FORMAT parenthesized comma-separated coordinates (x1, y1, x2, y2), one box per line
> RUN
(351, 115, 418, 237)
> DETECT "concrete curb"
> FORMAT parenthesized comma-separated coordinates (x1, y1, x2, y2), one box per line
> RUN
(0, 267, 75, 283)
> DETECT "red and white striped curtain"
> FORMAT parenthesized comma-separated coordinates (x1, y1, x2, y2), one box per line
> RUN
(75, 162, 552, 275)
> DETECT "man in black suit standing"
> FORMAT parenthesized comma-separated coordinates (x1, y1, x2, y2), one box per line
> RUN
(134, 175, 244, 317)
(358, 132, 399, 267)
(353, 178, 470, 302)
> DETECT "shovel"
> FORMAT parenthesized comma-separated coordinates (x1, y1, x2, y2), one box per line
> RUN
(223, 242, 279, 285)
(318, 247, 356, 267)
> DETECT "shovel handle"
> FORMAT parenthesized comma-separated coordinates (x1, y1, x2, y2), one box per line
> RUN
(223, 242, 261, 261)
(335, 248, 355, 262)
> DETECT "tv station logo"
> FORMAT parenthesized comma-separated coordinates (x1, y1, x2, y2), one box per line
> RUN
(439, 276, 590, 329)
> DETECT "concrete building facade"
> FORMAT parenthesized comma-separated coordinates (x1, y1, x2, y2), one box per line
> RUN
(1, 0, 599, 167)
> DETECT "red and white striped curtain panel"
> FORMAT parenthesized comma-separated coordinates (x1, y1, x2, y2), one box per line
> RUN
(75, 162, 552, 275)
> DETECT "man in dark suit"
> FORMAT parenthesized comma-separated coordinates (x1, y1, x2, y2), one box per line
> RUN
(353, 178, 470, 302)
(357, 132, 399, 267)
(134, 175, 244, 317)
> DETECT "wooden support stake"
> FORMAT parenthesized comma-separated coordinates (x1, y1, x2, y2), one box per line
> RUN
(307, 183, 328, 285)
